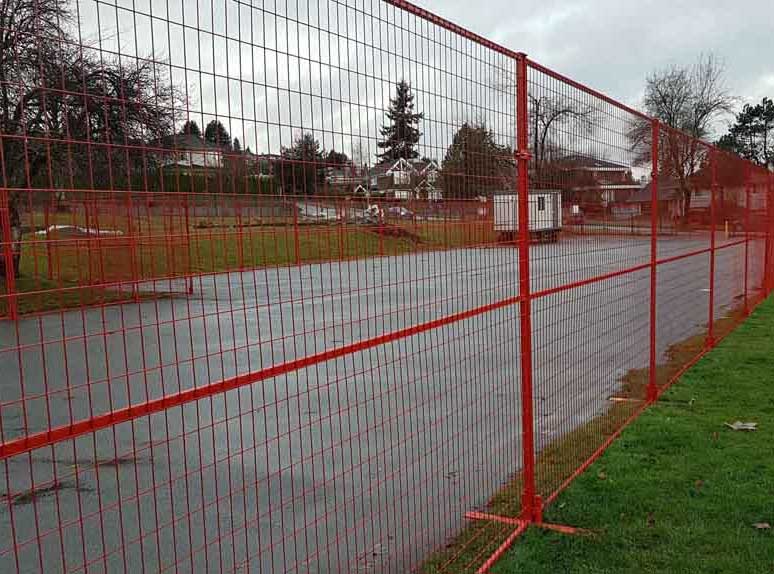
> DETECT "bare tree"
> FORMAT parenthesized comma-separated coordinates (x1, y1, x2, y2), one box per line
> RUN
(630, 54, 735, 219)
(529, 93, 597, 185)
(491, 67, 598, 187)
(0, 0, 183, 278)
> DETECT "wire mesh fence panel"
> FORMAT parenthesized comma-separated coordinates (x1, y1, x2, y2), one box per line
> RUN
(711, 152, 756, 329)
(0, 1, 773, 574)
(524, 61, 654, 504)
(0, 0, 527, 572)
(749, 168, 773, 301)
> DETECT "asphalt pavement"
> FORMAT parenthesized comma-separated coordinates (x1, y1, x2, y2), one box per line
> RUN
(0, 234, 762, 573)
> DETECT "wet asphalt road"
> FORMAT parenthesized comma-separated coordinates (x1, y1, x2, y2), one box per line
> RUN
(0, 234, 763, 573)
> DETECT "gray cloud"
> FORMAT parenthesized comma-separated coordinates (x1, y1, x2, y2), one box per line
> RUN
(418, 0, 773, 131)
(72, 0, 770, 159)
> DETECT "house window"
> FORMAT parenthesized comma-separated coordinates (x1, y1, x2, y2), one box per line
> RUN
(394, 171, 410, 185)
(537, 196, 546, 211)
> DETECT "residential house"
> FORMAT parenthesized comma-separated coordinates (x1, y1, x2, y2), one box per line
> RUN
(244, 151, 282, 179)
(325, 164, 368, 193)
(626, 177, 685, 220)
(369, 158, 442, 200)
(157, 133, 224, 172)
(559, 155, 641, 210)
(626, 175, 716, 221)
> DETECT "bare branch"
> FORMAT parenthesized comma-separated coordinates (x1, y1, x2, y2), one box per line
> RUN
(629, 54, 734, 221)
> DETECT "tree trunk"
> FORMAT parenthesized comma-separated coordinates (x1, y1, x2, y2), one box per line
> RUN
(0, 191, 23, 279)
(681, 188, 692, 224)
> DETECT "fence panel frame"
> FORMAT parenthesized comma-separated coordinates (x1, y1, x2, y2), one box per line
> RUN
(0, 1, 772, 573)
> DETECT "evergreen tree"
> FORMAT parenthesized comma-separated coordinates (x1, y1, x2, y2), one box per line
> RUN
(279, 133, 325, 194)
(204, 120, 232, 149)
(180, 120, 202, 138)
(717, 97, 774, 169)
(442, 123, 513, 198)
(326, 150, 349, 166)
(377, 80, 424, 163)
(233, 137, 242, 153)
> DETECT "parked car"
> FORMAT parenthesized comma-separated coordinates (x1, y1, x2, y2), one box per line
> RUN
(387, 206, 414, 220)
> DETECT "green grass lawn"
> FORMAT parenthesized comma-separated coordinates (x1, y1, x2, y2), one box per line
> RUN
(3, 218, 499, 316)
(0, 276, 169, 316)
(493, 296, 774, 574)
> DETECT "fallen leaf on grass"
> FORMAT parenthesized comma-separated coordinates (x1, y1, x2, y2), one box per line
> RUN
(647, 512, 656, 528)
(597, 471, 607, 481)
(725, 421, 758, 431)
(753, 523, 771, 530)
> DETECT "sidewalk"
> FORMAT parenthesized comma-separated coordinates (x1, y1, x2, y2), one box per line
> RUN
(494, 297, 774, 574)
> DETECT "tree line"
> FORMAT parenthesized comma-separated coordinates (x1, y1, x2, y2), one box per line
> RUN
(0, 0, 589, 210)
(629, 54, 771, 221)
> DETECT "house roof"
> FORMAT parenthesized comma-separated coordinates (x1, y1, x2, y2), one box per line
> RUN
(370, 158, 439, 177)
(561, 154, 632, 171)
(158, 133, 224, 152)
(414, 178, 441, 192)
(417, 159, 440, 174)
(245, 152, 282, 160)
(574, 183, 642, 191)
(626, 177, 683, 203)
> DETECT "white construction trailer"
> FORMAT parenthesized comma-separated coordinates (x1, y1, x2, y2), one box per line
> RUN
(493, 190, 562, 243)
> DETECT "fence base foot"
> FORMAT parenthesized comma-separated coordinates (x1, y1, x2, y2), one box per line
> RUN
(465, 510, 590, 534)
(464, 507, 589, 573)
(519, 493, 544, 523)
(608, 395, 647, 404)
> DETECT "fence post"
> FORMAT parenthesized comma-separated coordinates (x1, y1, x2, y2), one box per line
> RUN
(184, 194, 194, 295)
(126, 194, 140, 302)
(236, 197, 245, 270)
(768, 174, 774, 295)
(0, 189, 18, 320)
(743, 166, 750, 315)
(515, 53, 539, 523)
(647, 120, 660, 403)
(707, 149, 717, 348)
(379, 214, 385, 257)
(44, 201, 53, 281)
(339, 199, 345, 259)
(293, 199, 301, 266)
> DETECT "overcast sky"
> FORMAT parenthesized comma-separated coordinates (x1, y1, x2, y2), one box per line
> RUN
(78, 0, 772, 159)
(415, 0, 773, 130)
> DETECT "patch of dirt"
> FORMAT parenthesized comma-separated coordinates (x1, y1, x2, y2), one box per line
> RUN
(1, 480, 93, 507)
(367, 224, 422, 242)
(89, 455, 152, 468)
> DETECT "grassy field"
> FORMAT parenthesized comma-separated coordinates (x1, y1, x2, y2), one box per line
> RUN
(2, 218, 496, 316)
(490, 296, 774, 573)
